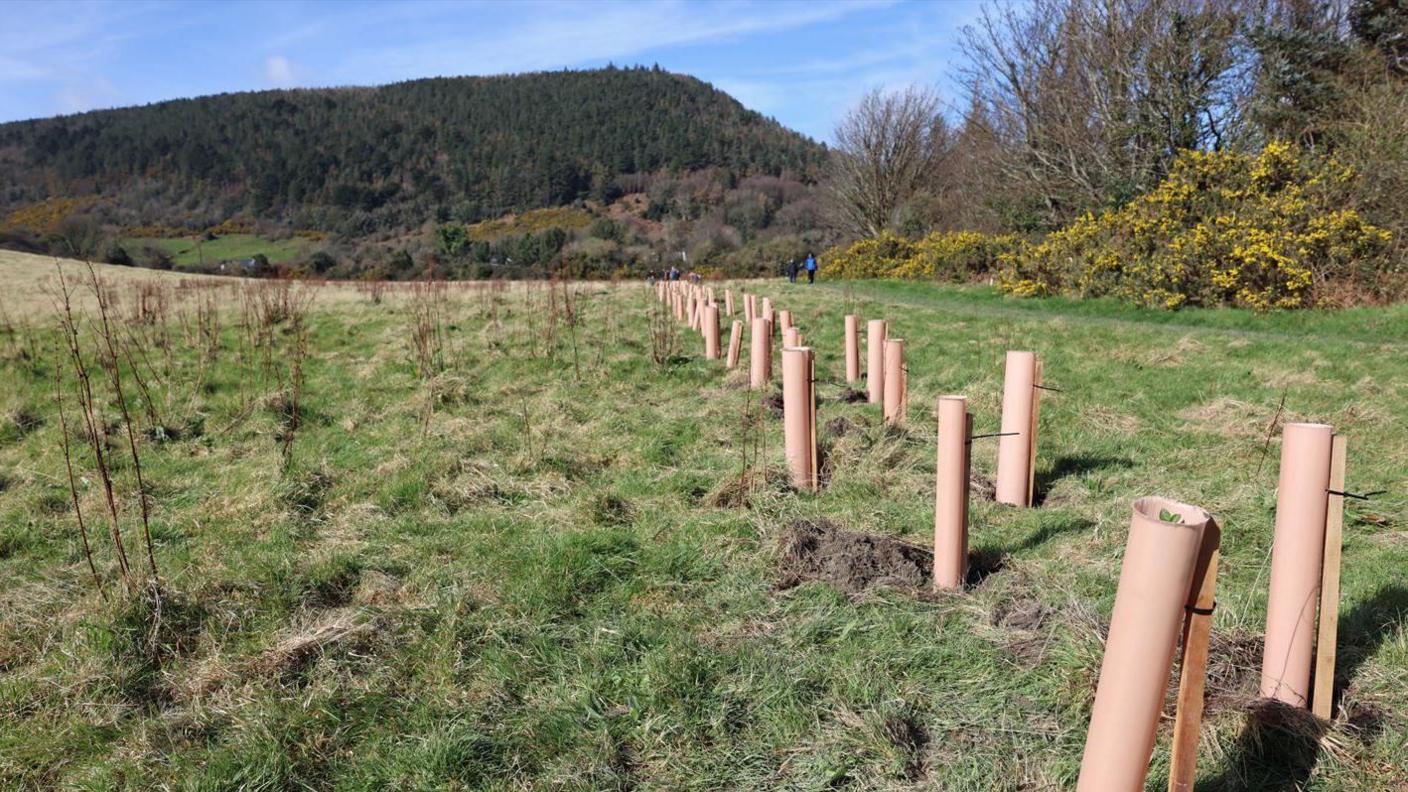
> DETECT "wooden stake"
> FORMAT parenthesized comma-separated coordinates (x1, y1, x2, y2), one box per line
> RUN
(1168, 520, 1221, 792)
(1026, 357, 1043, 506)
(1312, 434, 1348, 720)
(808, 352, 818, 491)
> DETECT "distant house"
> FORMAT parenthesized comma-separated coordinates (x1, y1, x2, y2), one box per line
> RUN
(217, 258, 264, 274)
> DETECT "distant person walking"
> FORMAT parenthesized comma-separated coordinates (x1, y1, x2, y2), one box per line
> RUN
(668, 265, 680, 281)
(804, 253, 818, 284)
(787, 259, 799, 283)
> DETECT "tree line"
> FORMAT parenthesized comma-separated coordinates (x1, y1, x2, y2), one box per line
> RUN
(827, 0, 1407, 250)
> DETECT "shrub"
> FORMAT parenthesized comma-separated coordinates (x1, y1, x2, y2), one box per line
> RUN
(996, 143, 1394, 310)
(824, 230, 1017, 282)
(2, 196, 99, 235)
(104, 244, 133, 266)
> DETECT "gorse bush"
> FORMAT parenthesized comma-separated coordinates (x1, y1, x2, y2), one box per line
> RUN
(996, 143, 1394, 310)
(824, 230, 1017, 282)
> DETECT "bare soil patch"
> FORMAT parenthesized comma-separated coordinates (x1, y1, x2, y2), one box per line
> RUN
(776, 519, 931, 594)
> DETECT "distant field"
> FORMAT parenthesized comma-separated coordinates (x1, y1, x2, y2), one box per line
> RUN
(121, 233, 308, 267)
(0, 262, 1404, 789)
(0, 250, 358, 313)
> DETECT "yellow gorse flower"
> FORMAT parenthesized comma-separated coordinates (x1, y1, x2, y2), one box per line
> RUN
(993, 143, 1391, 311)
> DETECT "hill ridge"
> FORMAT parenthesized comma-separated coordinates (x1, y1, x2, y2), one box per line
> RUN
(0, 67, 826, 237)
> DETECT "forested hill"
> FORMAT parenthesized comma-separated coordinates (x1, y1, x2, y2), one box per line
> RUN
(0, 66, 825, 235)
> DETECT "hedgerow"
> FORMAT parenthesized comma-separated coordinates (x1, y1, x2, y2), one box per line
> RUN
(996, 143, 1394, 310)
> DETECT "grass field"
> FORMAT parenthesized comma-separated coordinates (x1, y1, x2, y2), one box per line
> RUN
(121, 234, 309, 267)
(0, 257, 1405, 790)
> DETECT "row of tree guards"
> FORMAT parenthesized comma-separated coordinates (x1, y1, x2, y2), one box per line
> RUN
(654, 280, 1355, 790)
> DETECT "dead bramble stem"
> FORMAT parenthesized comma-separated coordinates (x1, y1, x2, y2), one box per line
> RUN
(84, 262, 161, 585)
(52, 337, 106, 600)
(53, 264, 134, 588)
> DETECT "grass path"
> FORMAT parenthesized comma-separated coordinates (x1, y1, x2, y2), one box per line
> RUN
(0, 268, 1404, 790)
(823, 280, 1408, 347)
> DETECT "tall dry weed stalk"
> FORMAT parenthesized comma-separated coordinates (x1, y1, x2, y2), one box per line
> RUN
(408, 280, 448, 379)
(51, 264, 162, 597)
(649, 293, 678, 365)
(357, 278, 389, 305)
(229, 279, 312, 466)
(281, 315, 309, 470)
(560, 281, 583, 381)
(408, 279, 451, 432)
(0, 296, 41, 368)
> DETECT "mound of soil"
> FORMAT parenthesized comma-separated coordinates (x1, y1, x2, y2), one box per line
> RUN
(825, 416, 858, 438)
(969, 471, 997, 501)
(763, 391, 785, 417)
(776, 519, 931, 594)
(834, 388, 868, 404)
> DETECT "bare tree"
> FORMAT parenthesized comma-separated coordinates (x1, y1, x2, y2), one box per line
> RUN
(960, 0, 1252, 228)
(50, 214, 106, 260)
(825, 87, 949, 237)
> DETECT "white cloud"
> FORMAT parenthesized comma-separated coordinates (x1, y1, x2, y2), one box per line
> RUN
(264, 55, 297, 87)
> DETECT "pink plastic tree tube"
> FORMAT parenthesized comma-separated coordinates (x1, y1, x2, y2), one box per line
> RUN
(995, 351, 1037, 507)
(883, 338, 906, 425)
(726, 320, 743, 368)
(867, 319, 887, 405)
(844, 314, 860, 384)
(749, 317, 773, 388)
(703, 304, 720, 359)
(933, 396, 971, 590)
(1261, 422, 1334, 706)
(782, 346, 817, 491)
(1077, 497, 1211, 791)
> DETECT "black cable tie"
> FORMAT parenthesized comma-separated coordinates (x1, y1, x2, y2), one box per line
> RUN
(1186, 602, 1216, 616)
(1034, 384, 1064, 392)
(967, 431, 1019, 442)
(1328, 489, 1385, 501)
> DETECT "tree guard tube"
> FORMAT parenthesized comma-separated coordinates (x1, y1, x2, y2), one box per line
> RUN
(844, 314, 860, 384)
(762, 297, 774, 327)
(883, 338, 906, 425)
(726, 320, 743, 369)
(867, 319, 887, 405)
(782, 346, 818, 491)
(1077, 497, 1211, 792)
(996, 351, 1038, 507)
(725, 289, 734, 316)
(704, 304, 720, 359)
(933, 395, 971, 590)
(750, 317, 773, 388)
(783, 326, 801, 349)
(1261, 422, 1334, 707)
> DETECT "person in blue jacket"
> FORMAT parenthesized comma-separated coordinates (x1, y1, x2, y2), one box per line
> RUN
(804, 253, 818, 284)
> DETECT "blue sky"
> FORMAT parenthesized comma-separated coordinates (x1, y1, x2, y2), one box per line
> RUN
(0, 0, 986, 142)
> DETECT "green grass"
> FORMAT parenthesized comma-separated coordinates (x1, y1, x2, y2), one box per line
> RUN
(0, 268, 1405, 790)
(121, 234, 308, 267)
